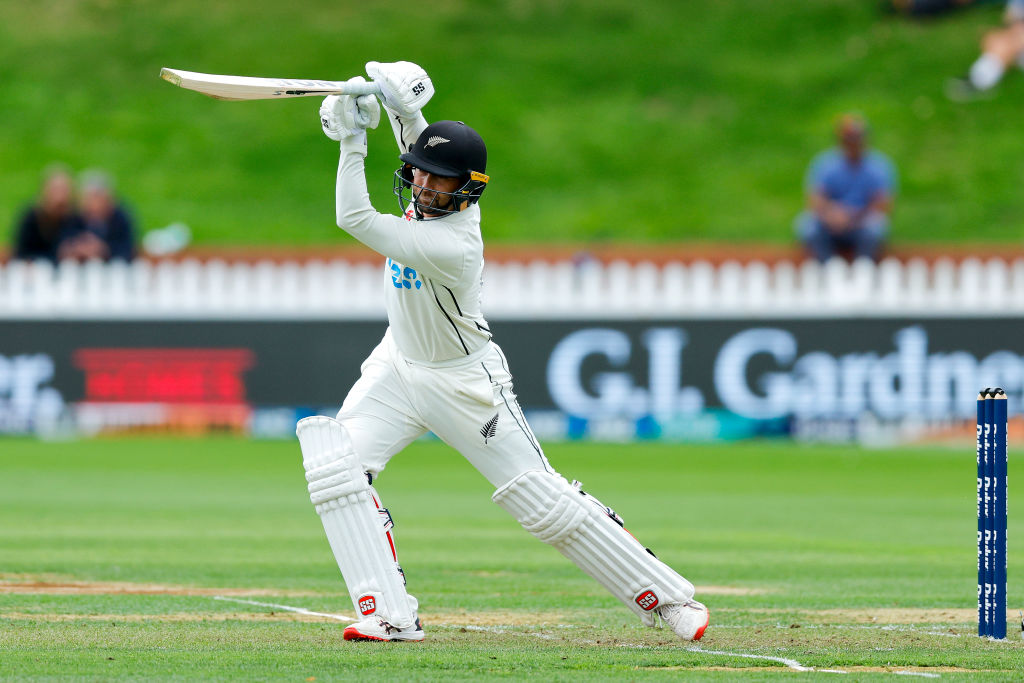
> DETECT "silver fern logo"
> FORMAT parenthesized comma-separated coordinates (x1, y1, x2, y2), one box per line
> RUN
(480, 414, 499, 443)
(424, 136, 450, 148)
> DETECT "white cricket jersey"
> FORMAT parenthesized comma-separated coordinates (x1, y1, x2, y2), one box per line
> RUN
(335, 136, 492, 363)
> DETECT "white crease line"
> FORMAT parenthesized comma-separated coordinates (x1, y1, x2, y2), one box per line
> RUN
(691, 648, 952, 678)
(466, 633, 837, 670)
(689, 647, 821, 673)
(711, 623, 961, 638)
(830, 624, 959, 637)
(894, 673, 940, 679)
(209, 598, 944, 678)
(212, 596, 356, 622)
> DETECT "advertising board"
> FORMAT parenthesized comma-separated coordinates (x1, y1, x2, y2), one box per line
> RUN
(2, 318, 1019, 441)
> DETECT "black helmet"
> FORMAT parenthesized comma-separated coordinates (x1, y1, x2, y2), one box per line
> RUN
(393, 120, 489, 220)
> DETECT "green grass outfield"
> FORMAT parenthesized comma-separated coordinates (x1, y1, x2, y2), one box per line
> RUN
(1, 437, 1021, 680)
(3, 1, 1024, 247)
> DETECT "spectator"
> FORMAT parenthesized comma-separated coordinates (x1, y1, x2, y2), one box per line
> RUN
(795, 114, 897, 263)
(59, 170, 137, 262)
(12, 165, 84, 263)
(947, 0, 1024, 99)
(888, 0, 986, 18)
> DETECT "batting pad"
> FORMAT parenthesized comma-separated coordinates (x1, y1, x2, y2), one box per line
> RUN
(297, 416, 417, 628)
(493, 469, 694, 626)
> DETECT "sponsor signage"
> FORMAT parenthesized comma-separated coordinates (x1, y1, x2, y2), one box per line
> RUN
(0, 352, 65, 433)
(71, 348, 255, 434)
(74, 348, 254, 404)
(542, 324, 1023, 422)
(0, 318, 1020, 440)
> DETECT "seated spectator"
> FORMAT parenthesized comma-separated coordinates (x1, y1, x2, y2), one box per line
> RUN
(888, 0, 985, 17)
(12, 165, 84, 264)
(58, 170, 137, 262)
(947, 0, 1024, 99)
(795, 114, 897, 263)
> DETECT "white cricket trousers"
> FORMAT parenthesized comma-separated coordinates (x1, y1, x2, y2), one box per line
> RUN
(337, 330, 553, 488)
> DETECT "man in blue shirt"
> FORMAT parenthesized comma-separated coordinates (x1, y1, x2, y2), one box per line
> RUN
(795, 114, 897, 262)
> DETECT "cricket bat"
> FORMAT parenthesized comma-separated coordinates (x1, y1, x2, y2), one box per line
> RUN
(160, 68, 382, 101)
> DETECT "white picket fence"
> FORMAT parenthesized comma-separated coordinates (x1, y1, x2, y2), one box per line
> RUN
(1, 256, 1023, 319)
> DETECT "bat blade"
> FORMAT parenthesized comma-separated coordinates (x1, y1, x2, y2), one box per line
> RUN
(160, 68, 381, 100)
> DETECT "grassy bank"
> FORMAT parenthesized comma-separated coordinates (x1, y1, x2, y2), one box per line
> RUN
(1, 1, 1022, 247)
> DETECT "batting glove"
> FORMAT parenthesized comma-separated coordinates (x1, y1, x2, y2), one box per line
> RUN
(365, 61, 433, 117)
(320, 78, 381, 143)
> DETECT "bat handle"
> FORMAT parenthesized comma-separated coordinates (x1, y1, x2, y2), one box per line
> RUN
(345, 81, 383, 97)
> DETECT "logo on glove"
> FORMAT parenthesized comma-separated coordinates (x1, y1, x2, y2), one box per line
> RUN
(412, 82, 426, 96)
(635, 590, 659, 611)
(358, 595, 377, 616)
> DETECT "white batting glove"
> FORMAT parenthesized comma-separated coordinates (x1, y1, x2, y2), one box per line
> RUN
(365, 61, 433, 117)
(319, 78, 381, 142)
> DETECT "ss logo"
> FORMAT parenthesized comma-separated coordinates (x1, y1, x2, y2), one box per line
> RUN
(412, 82, 425, 95)
(358, 596, 376, 615)
(635, 590, 659, 611)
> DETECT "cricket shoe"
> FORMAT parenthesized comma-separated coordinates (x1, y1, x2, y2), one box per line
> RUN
(343, 616, 424, 642)
(658, 600, 709, 641)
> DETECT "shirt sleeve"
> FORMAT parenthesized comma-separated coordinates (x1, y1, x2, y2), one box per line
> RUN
(335, 138, 466, 284)
(868, 152, 897, 198)
(13, 208, 34, 258)
(106, 206, 137, 261)
(383, 108, 428, 154)
(805, 150, 831, 194)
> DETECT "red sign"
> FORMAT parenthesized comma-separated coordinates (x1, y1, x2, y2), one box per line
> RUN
(74, 348, 254, 404)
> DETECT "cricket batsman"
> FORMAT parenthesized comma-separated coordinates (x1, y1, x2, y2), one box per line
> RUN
(296, 60, 709, 643)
